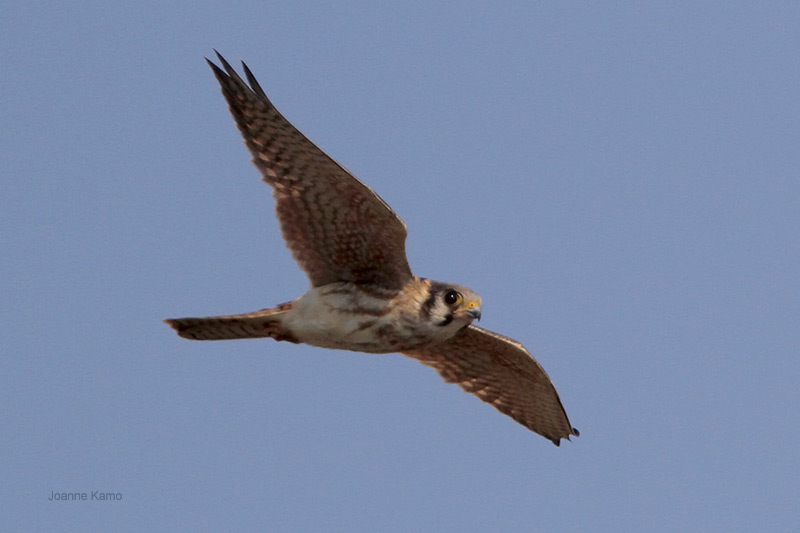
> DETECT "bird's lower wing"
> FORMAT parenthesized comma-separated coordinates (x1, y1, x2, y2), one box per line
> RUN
(402, 325, 578, 445)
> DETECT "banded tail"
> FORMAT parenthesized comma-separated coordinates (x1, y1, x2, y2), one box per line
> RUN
(164, 304, 296, 342)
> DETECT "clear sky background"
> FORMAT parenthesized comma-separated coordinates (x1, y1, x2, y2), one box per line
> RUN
(2, 2, 798, 531)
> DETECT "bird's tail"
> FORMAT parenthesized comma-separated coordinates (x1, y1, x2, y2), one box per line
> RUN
(164, 303, 296, 342)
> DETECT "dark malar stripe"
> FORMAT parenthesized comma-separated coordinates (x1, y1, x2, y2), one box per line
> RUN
(437, 313, 454, 327)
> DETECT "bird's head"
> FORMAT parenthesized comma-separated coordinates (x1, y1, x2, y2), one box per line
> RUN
(425, 282, 482, 329)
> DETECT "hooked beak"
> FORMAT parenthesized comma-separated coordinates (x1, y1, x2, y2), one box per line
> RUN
(464, 302, 482, 321)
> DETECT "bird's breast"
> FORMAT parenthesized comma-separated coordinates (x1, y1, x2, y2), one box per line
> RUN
(281, 283, 447, 353)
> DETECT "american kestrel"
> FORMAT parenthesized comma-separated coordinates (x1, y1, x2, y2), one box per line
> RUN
(166, 52, 579, 445)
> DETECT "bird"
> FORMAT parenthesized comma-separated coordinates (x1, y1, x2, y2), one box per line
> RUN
(165, 52, 579, 445)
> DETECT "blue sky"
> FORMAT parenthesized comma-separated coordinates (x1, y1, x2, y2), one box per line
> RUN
(2, 2, 799, 531)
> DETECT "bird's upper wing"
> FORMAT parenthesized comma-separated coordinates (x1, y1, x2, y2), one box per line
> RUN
(207, 52, 413, 290)
(402, 325, 578, 445)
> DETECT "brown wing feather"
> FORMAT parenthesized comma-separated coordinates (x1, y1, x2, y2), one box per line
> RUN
(207, 52, 413, 290)
(403, 325, 578, 445)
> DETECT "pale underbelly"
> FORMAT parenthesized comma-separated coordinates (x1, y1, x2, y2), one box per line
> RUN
(281, 284, 463, 353)
(285, 308, 450, 354)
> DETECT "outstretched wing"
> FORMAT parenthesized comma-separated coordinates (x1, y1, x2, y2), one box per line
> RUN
(207, 52, 413, 290)
(403, 325, 579, 445)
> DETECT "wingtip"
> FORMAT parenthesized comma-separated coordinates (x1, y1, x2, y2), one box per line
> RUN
(241, 61, 267, 98)
(205, 50, 234, 76)
(205, 54, 226, 79)
(205, 49, 221, 65)
(205, 50, 270, 104)
(551, 427, 580, 446)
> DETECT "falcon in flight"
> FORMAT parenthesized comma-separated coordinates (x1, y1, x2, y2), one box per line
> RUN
(165, 52, 579, 445)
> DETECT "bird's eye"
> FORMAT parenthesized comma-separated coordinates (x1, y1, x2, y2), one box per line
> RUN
(443, 289, 461, 306)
